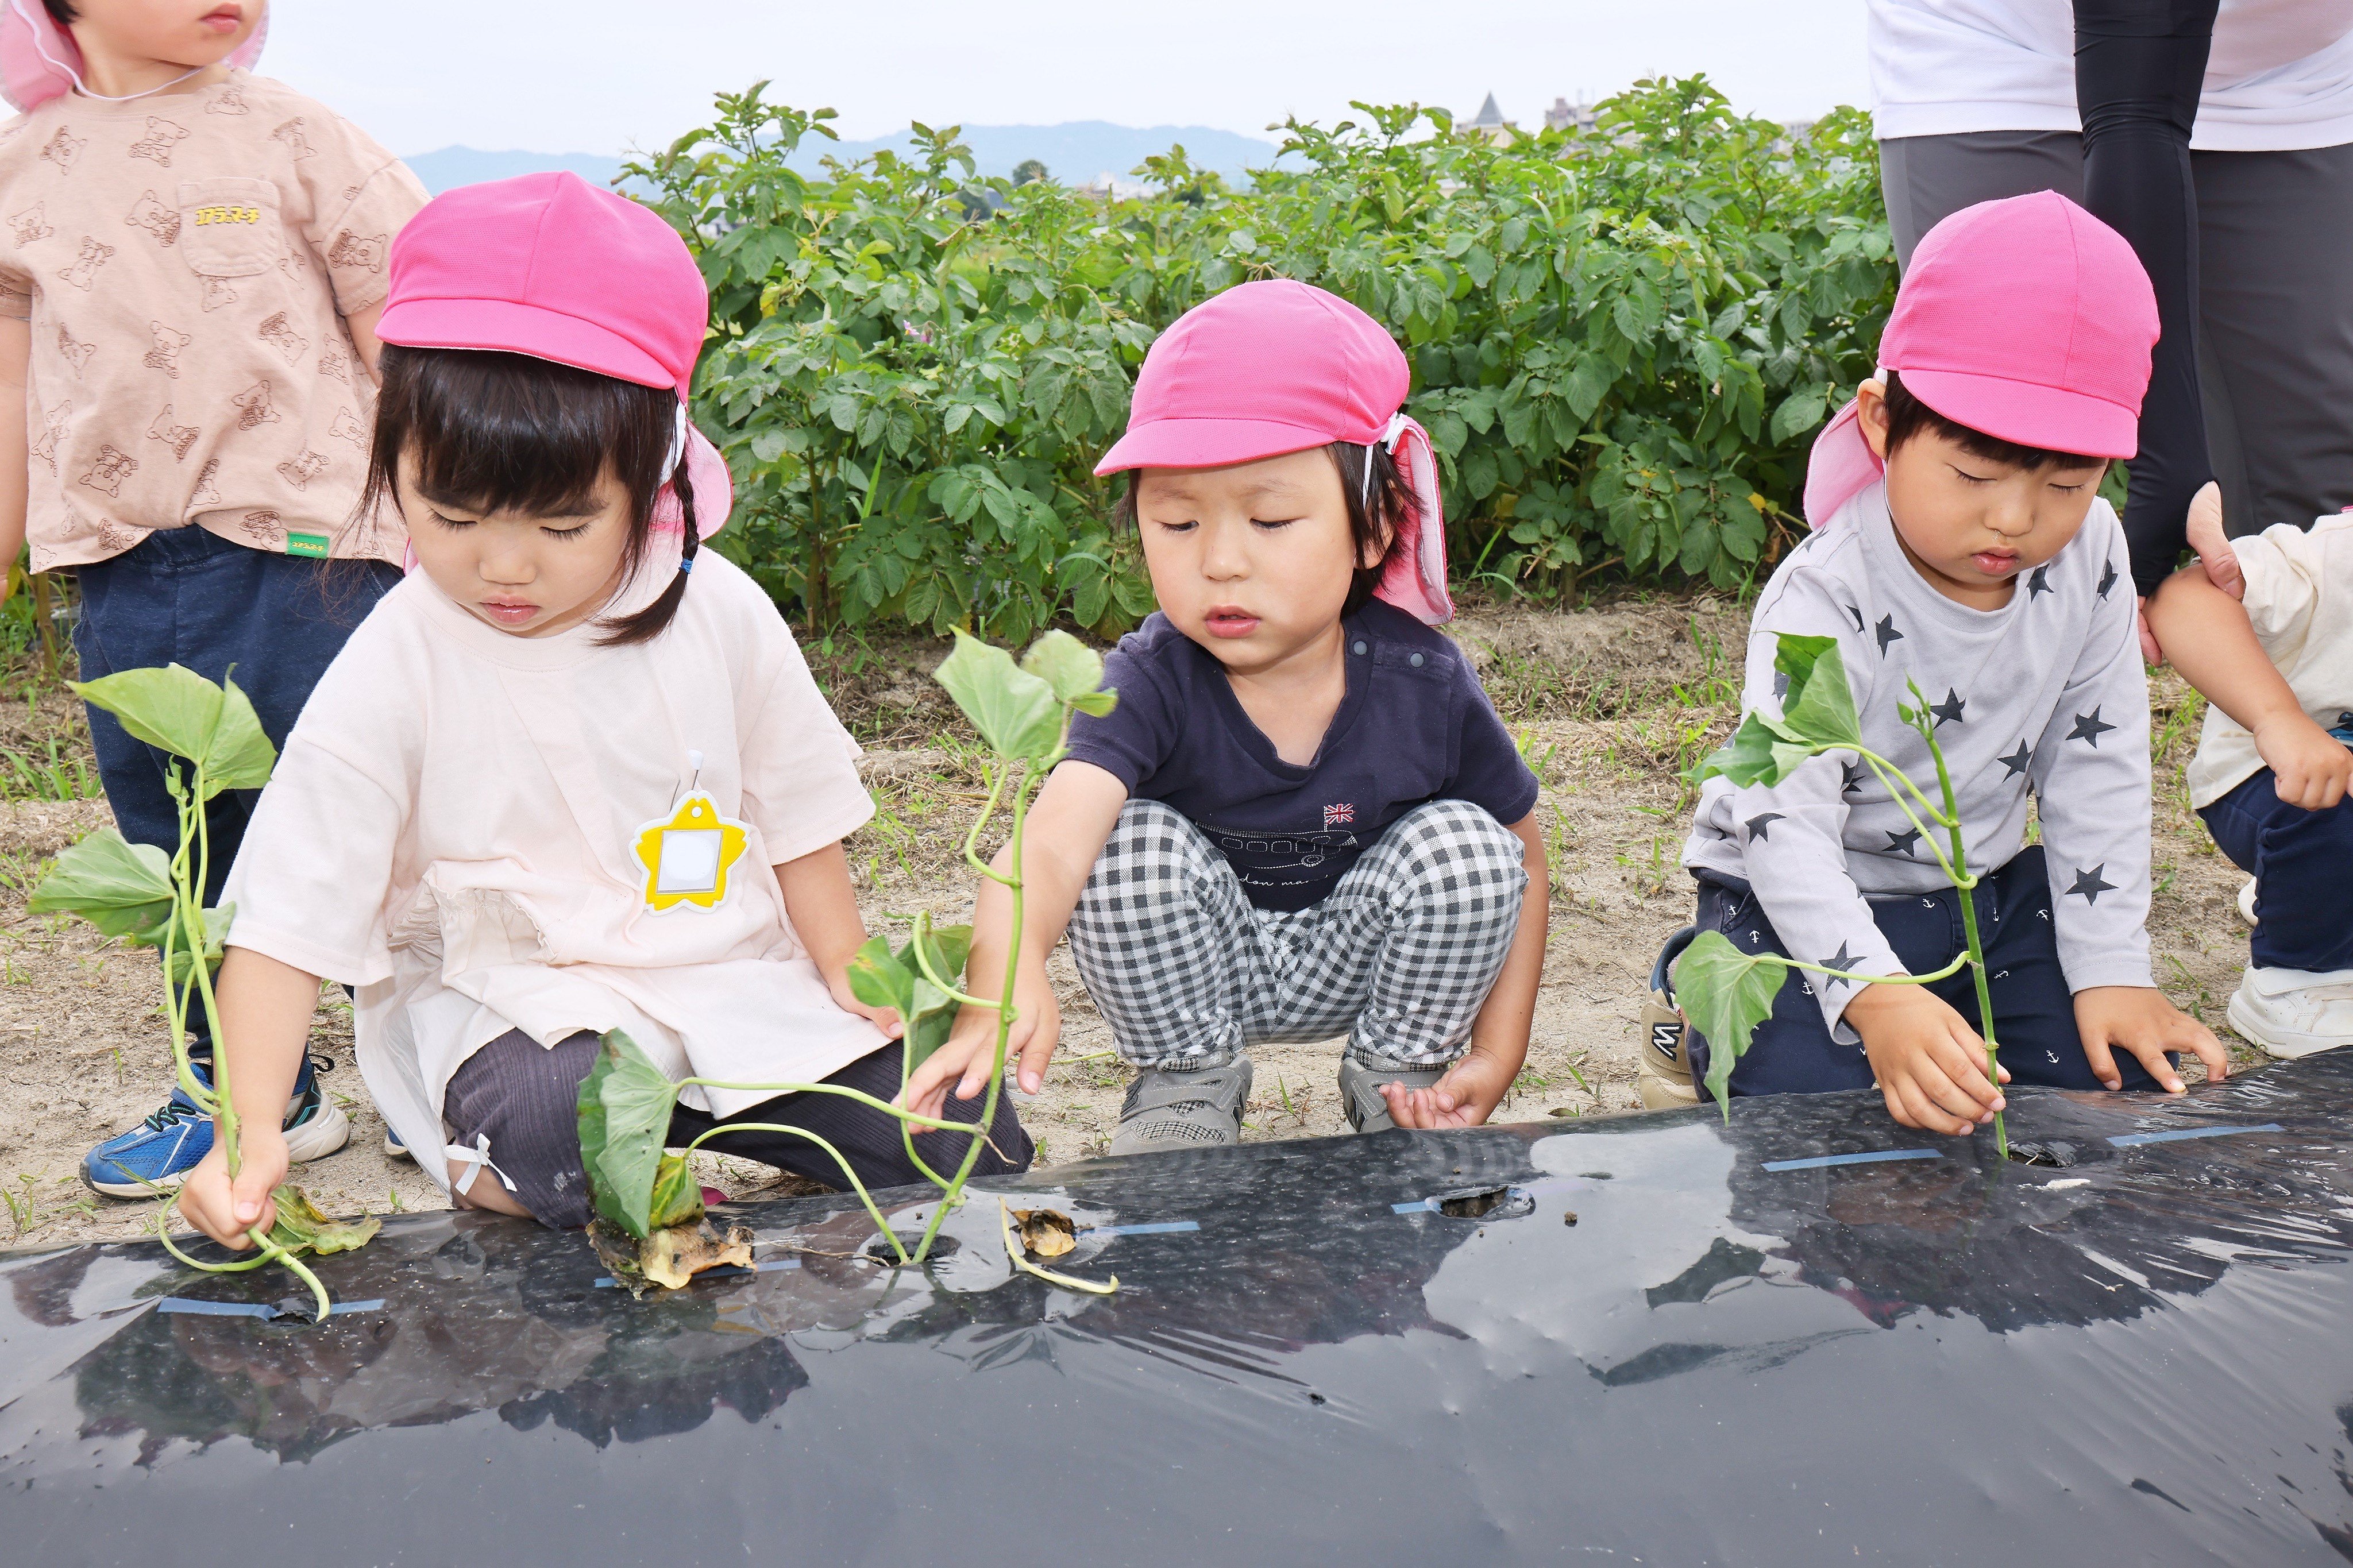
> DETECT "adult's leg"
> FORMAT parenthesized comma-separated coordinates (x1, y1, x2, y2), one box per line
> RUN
(1064, 797, 1271, 1069)
(1879, 130, 2084, 270)
(2192, 142, 2353, 537)
(673, 1044, 1033, 1192)
(2201, 767, 2353, 974)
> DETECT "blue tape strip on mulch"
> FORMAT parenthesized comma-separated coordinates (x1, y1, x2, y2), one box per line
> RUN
(1392, 1198, 1440, 1214)
(1764, 1149, 1943, 1172)
(155, 1297, 387, 1318)
(592, 1258, 802, 1289)
(1079, 1221, 1200, 1238)
(2108, 1122, 2283, 1149)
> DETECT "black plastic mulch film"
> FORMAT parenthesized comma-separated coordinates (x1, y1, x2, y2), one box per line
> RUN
(10, 1058, 2353, 1565)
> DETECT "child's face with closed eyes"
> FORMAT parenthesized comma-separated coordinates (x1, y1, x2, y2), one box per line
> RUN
(1857, 378, 2108, 612)
(397, 449, 632, 639)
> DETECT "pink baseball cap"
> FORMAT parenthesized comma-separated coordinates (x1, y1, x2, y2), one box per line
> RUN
(0, 0, 267, 113)
(1803, 190, 2159, 526)
(376, 171, 730, 536)
(1096, 279, 1452, 624)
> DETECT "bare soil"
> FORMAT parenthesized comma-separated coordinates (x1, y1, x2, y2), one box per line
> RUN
(0, 596, 2258, 1248)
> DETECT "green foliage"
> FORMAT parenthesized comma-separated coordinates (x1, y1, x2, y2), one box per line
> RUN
(265, 1187, 382, 1257)
(630, 77, 1892, 635)
(1696, 634, 1860, 789)
(577, 1030, 684, 1239)
(1673, 930, 1790, 1109)
(934, 629, 1069, 762)
(847, 919, 973, 1074)
(70, 665, 274, 801)
(27, 829, 174, 942)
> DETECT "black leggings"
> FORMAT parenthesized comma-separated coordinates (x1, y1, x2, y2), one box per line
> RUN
(442, 1030, 1034, 1229)
(2074, 0, 2220, 595)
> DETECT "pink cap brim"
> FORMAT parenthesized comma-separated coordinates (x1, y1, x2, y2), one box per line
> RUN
(376, 295, 678, 392)
(1094, 416, 1342, 477)
(1898, 365, 2140, 461)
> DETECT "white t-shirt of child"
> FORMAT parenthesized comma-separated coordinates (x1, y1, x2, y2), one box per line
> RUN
(1868, 0, 2353, 152)
(221, 542, 882, 1193)
(2186, 511, 2353, 808)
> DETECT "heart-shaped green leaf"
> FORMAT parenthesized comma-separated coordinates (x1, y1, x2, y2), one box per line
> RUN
(28, 828, 175, 944)
(1773, 634, 1863, 751)
(70, 666, 276, 799)
(934, 631, 1063, 763)
(577, 1029, 681, 1239)
(1673, 929, 1792, 1118)
(1019, 629, 1106, 705)
(847, 934, 915, 1017)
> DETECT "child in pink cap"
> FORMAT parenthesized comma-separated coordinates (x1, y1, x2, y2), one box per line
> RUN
(175, 173, 1030, 1248)
(1676, 191, 2227, 1134)
(0, 2, 435, 1200)
(901, 279, 1548, 1153)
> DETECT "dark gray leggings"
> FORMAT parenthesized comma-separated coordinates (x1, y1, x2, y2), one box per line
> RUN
(441, 1029, 1034, 1228)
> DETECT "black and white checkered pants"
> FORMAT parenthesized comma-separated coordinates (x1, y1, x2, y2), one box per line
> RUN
(1067, 798, 1528, 1069)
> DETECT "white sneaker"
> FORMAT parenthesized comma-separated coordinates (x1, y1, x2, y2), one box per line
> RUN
(2226, 967, 2353, 1060)
(2238, 876, 2258, 928)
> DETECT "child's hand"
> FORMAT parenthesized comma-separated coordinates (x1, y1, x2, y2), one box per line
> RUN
(896, 963, 1060, 1122)
(2253, 712, 2353, 811)
(174, 1127, 288, 1248)
(1383, 1050, 1513, 1129)
(2074, 986, 2225, 1093)
(1847, 983, 2009, 1136)
(825, 965, 903, 1041)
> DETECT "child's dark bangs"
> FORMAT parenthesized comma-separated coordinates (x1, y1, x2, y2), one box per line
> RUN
(377, 347, 668, 519)
(1881, 370, 2101, 474)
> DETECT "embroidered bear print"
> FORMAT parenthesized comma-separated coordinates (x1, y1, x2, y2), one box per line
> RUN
(8, 203, 49, 244)
(97, 518, 145, 554)
(206, 84, 249, 115)
(277, 248, 307, 279)
(238, 508, 284, 545)
(55, 237, 113, 291)
(269, 117, 315, 160)
(230, 380, 279, 430)
(326, 229, 386, 272)
(328, 405, 368, 448)
(275, 449, 330, 491)
(38, 126, 83, 173)
(146, 407, 198, 462)
(124, 190, 179, 246)
(256, 311, 307, 366)
(29, 401, 70, 473)
(127, 118, 188, 167)
(142, 320, 190, 378)
(316, 341, 349, 385)
(54, 322, 94, 374)
(199, 275, 237, 312)
(189, 457, 222, 507)
(78, 443, 137, 497)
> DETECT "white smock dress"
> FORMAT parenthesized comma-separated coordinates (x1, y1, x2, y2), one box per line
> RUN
(221, 544, 884, 1197)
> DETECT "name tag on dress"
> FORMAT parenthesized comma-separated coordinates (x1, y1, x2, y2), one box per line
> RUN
(631, 792, 749, 913)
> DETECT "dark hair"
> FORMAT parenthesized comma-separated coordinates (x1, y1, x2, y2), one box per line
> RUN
(41, 1, 75, 25)
(361, 345, 698, 646)
(1114, 440, 1417, 618)
(1879, 369, 2104, 473)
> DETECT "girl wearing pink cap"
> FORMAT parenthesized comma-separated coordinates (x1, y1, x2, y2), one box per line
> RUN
(1675, 192, 2227, 1136)
(175, 173, 1029, 1246)
(901, 280, 1549, 1154)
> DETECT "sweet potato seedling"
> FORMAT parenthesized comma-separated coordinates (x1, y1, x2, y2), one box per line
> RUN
(29, 665, 376, 1319)
(1673, 634, 2004, 1153)
(574, 629, 1117, 1284)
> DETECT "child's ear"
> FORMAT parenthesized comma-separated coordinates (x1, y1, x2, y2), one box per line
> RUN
(1856, 378, 1892, 461)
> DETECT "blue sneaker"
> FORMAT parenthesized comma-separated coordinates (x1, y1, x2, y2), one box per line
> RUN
(82, 1054, 351, 1199)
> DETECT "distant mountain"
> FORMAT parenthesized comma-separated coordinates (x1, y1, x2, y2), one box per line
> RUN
(403, 146, 628, 195)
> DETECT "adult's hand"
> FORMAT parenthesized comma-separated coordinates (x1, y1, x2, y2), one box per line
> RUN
(2185, 480, 2241, 599)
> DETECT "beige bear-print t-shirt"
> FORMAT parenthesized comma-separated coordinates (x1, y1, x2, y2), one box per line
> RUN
(0, 70, 426, 570)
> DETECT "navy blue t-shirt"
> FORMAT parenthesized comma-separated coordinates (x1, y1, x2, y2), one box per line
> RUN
(1063, 601, 1540, 912)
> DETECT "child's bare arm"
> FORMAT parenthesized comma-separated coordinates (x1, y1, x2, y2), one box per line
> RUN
(344, 300, 387, 386)
(0, 316, 28, 570)
(2148, 564, 2350, 810)
(897, 759, 1128, 1120)
(1385, 812, 1548, 1128)
(774, 841, 900, 1038)
(175, 947, 323, 1247)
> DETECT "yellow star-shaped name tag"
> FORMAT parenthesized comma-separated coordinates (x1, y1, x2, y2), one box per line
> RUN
(631, 791, 750, 913)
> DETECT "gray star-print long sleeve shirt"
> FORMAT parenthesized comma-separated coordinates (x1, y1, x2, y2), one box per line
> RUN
(1684, 481, 2154, 1041)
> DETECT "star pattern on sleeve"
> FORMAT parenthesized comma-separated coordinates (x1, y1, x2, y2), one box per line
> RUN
(1997, 739, 2034, 777)
(1845, 603, 1865, 633)
(2097, 559, 2119, 600)
(1773, 670, 1791, 700)
(2067, 708, 2116, 747)
(1743, 812, 1787, 843)
(1820, 940, 1860, 991)
(1885, 826, 1923, 858)
(1841, 760, 1865, 797)
(2027, 566, 2054, 599)
(2067, 864, 2117, 905)
(1875, 615, 1904, 655)
(1928, 688, 1966, 727)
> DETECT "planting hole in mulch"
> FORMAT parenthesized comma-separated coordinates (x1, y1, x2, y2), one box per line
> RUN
(863, 1231, 963, 1265)
(1436, 1185, 1536, 1221)
(2008, 1141, 2082, 1168)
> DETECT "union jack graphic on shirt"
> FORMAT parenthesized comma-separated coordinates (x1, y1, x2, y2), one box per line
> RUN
(1323, 802, 1356, 828)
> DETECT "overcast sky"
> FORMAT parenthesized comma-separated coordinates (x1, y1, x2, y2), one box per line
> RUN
(267, 0, 1873, 159)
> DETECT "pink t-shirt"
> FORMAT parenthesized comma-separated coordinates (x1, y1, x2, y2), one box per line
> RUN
(221, 544, 881, 1185)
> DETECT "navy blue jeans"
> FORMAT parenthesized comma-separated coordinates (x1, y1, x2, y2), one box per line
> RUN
(71, 528, 400, 1054)
(2200, 762, 2353, 973)
(1685, 844, 2165, 1098)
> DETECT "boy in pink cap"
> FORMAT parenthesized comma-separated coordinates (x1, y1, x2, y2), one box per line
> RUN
(1676, 192, 2227, 1133)
(174, 173, 1029, 1248)
(902, 279, 1548, 1153)
(0, 2, 433, 1198)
